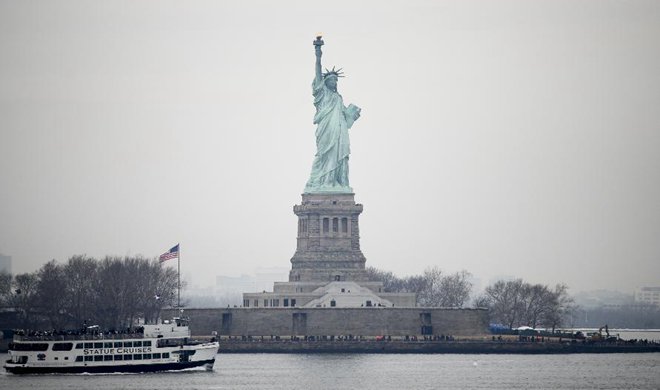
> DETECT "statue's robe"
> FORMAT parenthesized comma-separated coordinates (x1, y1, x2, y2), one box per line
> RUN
(305, 77, 358, 193)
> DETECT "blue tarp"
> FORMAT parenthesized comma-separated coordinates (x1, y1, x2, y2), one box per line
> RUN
(489, 323, 510, 333)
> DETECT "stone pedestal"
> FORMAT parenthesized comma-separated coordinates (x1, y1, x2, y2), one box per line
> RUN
(290, 193, 367, 282)
(243, 192, 416, 308)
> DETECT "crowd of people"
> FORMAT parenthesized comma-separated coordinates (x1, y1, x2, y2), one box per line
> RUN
(14, 325, 146, 341)
(221, 334, 459, 342)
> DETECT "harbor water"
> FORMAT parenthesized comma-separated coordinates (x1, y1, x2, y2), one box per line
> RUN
(2, 352, 659, 389)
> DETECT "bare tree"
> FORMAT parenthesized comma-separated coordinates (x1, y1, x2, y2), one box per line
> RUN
(402, 275, 428, 296)
(0, 270, 11, 307)
(480, 279, 525, 328)
(10, 273, 40, 329)
(367, 266, 473, 308)
(519, 283, 551, 328)
(365, 267, 399, 292)
(478, 279, 576, 330)
(417, 267, 443, 306)
(36, 260, 68, 328)
(63, 255, 99, 327)
(542, 284, 576, 332)
(365, 266, 425, 294)
(141, 260, 178, 323)
(3, 255, 183, 331)
(96, 256, 145, 329)
(437, 270, 473, 307)
(94, 256, 179, 328)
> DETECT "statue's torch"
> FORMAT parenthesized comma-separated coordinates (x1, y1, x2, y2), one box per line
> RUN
(313, 34, 324, 47)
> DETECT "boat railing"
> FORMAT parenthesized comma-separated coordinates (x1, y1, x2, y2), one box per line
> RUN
(14, 332, 147, 342)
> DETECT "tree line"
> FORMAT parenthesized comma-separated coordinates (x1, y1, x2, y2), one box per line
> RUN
(474, 279, 576, 332)
(366, 266, 473, 307)
(1, 258, 579, 331)
(0, 255, 178, 331)
(366, 266, 576, 330)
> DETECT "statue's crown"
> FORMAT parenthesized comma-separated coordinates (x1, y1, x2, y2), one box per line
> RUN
(323, 66, 344, 79)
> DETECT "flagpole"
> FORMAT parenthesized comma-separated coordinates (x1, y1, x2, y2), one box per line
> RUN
(177, 243, 181, 308)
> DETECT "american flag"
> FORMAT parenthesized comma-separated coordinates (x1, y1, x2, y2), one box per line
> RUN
(159, 244, 179, 262)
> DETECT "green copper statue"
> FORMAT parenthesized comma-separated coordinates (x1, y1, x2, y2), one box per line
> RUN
(304, 36, 361, 194)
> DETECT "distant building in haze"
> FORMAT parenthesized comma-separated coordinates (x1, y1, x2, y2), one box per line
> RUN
(0, 254, 11, 274)
(634, 287, 660, 306)
(215, 267, 289, 296)
(216, 274, 256, 295)
(254, 267, 289, 292)
(573, 289, 633, 309)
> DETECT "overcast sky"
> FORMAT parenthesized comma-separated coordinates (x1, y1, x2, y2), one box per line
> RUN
(1, 0, 658, 294)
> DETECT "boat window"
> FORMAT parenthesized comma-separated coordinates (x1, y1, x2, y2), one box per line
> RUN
(75, 356, 83, 362)
(143, 340, 152, 347)
(84, 343, 93, 349)
(84, 356, 93, 362)
(75, 343, 83, 349)
(93, 342, 103, 349)
(175, 318, 189, 327)
(124, 341, 133, 347)
(157, 338, 183, 348)
(124, 355, 132, 361)
(134, 341, 142, 347)
(9, 343, 49, 351)
(134, 354, 142, 360)
(104, 342, 113, 348)
(94, 355, 103, 362)
(103, 355, 113, 361)
(52, 343, 73, 351)
(114, 355, 123, 361)
(114, 342, 122, 348)
(153, 353, 161, 359)
(143, 354, 152, 359)
(162, 353, 170, 359)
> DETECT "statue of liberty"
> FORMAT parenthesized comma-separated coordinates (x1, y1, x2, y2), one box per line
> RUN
(304, 36, 361, 193)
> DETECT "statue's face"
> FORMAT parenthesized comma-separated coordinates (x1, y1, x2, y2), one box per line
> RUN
(325, 77, 337, 90)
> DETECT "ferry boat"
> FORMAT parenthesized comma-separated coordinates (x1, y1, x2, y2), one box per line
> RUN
(4, 317, 219, 374)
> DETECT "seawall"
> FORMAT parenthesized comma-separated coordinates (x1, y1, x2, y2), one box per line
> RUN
(164, 307, 489, 337)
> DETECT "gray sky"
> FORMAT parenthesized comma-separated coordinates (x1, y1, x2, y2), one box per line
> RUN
(1, 0, 659, 294)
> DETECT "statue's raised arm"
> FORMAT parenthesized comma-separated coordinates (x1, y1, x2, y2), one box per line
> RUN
(313, 35, 323, 83)
(304, 35, 361, 194)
